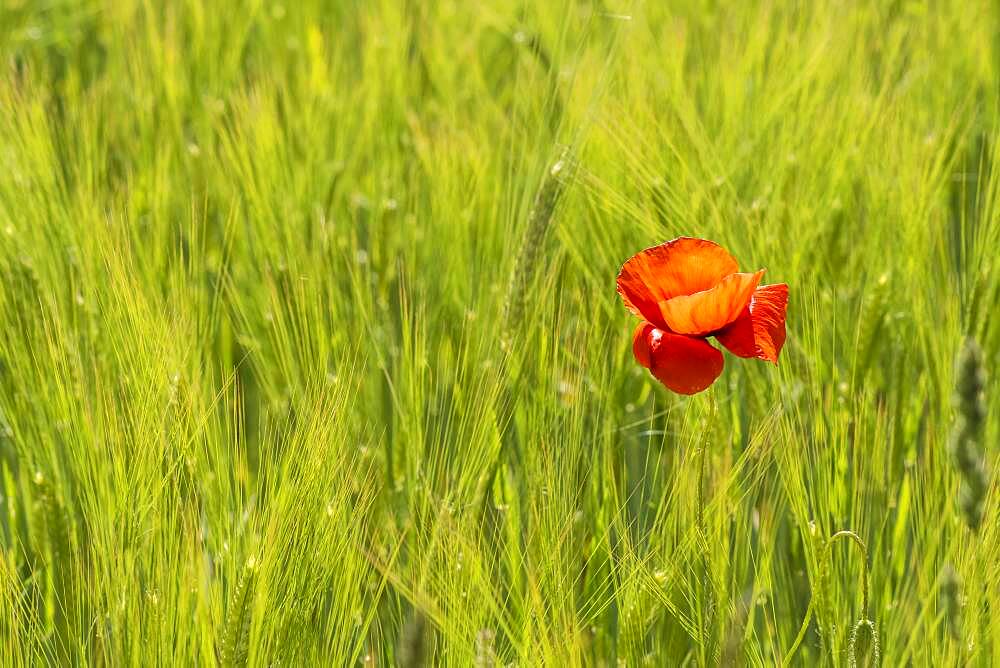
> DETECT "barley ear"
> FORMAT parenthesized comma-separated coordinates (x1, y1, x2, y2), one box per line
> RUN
(501, 153, 570, 344)
(810, 521, 833, 642)
(220, 557, 257, 668)
(398, 609, 430, 668)
(474, 628, 497, 668)
(940, 564, 963, 641)
(949, 338, 988, 531)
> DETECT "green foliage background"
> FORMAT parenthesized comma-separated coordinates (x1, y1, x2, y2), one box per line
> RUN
(1, 0, 999, 664)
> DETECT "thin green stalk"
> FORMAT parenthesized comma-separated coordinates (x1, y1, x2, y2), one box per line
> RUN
(785, 530, 876, 665)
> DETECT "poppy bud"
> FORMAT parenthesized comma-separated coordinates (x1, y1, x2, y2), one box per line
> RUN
(848, 618, 880, 668)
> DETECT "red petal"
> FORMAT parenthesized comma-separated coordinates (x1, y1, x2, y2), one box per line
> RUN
(633, 325, 725, 395)
(632, 322, 654, 369)
(617, 238, 739, 328)
(716, 283, 788, 364)
(658, 270, 764, 335)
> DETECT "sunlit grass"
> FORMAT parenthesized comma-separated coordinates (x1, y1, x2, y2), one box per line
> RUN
(1, 0, 998, 664)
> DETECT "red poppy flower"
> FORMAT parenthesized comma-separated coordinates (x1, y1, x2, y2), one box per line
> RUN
(617, 237, 788, 395)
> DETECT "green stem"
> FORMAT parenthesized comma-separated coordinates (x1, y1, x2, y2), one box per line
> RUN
(829, 530, 870, 619)
(784, 529, 871, 664)
(783, 598, 814, 665)
(696, 392, 718, 666)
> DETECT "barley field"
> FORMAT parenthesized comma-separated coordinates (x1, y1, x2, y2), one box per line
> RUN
(0, 1, 998, 665)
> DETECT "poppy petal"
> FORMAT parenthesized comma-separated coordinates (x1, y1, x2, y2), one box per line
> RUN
(633, 325, 724, 395)
(658, 270, 764, 336)
(632, 322, 655, 369)
(617, 237, 739, 327)
(716, 283, 789, 364)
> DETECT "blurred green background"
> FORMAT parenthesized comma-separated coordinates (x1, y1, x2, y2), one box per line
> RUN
(0, 0, 998, 664)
